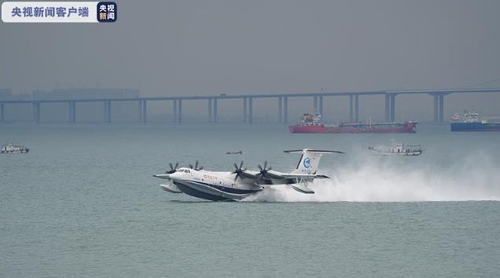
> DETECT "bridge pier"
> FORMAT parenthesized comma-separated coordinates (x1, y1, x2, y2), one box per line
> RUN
(1, 103, 4, 122)
(139, 100, 147, 123)
(349, 95, 360, 122)
(243, 98, 247, 123)
(248, 97, 253, 123)
(32, 101, 40, 123)
(384, 95, 390, 122)
(313, 95, 324, 115)
(283, 96, 288, 123)
(390, 94, 396, 122)
(349, 95, 354, 122)
(314, 95, 323, 115)
(354, 95, 359, 122)
(208, 98, 212, 123)
(213, 98, 218, 123)
(278, 97, 283, 123)
(68, 101, 76, 123)
(431, 93, 446, 123)
(103, 100, 111, 123)
(439, 94, 444, 123)
(178, 99, 182, 123)
(384, 94, 397, 122)
(173, 100, 178, 123)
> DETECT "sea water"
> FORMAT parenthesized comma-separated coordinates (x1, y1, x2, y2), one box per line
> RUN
(1, 124, 499, 277)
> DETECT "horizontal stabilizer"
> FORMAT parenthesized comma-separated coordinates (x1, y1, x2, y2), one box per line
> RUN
(284, 149, 344, 154)
(291, 184, 315, 194)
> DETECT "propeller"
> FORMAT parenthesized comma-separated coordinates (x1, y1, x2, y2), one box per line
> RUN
(189, 160, 203, 171)
(257, 161, 272, 180)
(232, 161, 246, 181)
(166, 162, 179, 174)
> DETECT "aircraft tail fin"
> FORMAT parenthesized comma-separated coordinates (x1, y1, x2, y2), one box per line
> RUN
(284, 149, 344, 175)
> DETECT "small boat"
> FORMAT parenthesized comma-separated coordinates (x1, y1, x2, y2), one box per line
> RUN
(1, 143, 30, 154)
(368, 141, 422, 156)
(226, 151, 244, 155)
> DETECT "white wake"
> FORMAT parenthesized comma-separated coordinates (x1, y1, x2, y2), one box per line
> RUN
(244, 151, 500, 202)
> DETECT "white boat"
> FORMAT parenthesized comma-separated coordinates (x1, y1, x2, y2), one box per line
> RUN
(368, 141, 422, 156)
(1, 143, 30, 154)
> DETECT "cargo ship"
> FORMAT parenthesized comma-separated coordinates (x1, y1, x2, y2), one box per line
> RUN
(288, 113, 417, 133)
(450, 110, 500, 132)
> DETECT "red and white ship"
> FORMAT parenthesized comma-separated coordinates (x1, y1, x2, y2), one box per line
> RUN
(288, 113, 417, 134)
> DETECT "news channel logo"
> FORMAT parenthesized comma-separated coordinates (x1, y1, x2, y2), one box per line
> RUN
(1, 1, 117, 23)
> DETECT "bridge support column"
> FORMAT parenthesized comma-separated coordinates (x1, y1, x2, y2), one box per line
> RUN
(313, 95, 323, 115)
(390, 94, 396, 122)
(248, 97, 253, 124)
(1, 102, 4, 122)
(243, 98, 247, 123)
(139, 100, 147, 123)
(171, 99, 183, 123)
(349, 95, 354, 122)
(438, 94, 444, 123)
(431, 93, 446, 123)
(385, 95, 390, 122)
(33, 101, 40, 124)
(278, 97, 283, 123)
(213, 98, 218, 123)
(173, 100, 178, 123)
(69, 101, 76, 123)
(283, 96, 288, 123)
(433, 94, 438, 123)
(313, 96, 318, 113)
(208, 98, 213, 123)
(384, 94, 397, 122)
(178, 99, 182, 123)
(318, 95, 323, 116)
(103, 100, 111, 123)
(354, 95, 359, 122)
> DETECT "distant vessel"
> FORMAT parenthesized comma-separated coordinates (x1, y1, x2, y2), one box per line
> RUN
(288, 113, 417, 133)
(1, 143, 30, 154)
(450, 110, 500, 132)
(368, 141, 423, 156)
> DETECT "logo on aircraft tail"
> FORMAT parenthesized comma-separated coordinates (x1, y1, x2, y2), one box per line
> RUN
(303, 158, 311, 168)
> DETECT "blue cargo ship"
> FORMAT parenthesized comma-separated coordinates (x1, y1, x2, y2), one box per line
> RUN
(450, 110, 500, 132)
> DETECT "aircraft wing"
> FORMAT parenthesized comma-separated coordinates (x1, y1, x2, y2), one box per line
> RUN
(238, 170, 260, 180)
(238, 170, 329, 184)
(280, 173, 330, 180)
(237, 169, 329, 182)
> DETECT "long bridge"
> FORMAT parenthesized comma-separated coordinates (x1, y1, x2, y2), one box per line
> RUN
(1, 88, 499, 124)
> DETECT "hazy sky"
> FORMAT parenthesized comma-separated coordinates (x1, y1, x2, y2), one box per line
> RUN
(1, 0, 500, 120)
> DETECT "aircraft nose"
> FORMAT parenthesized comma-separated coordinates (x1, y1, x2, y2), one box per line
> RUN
(153, 173, 171, 179)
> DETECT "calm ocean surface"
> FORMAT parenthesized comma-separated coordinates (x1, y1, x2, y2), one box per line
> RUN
(1, 123, 500, 277)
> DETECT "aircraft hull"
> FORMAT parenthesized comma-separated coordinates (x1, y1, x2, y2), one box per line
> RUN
(160, 184, 182, 193)
(174, 180, 262, 201)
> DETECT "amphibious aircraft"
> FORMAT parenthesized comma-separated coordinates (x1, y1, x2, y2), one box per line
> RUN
(153, 148, 343, 201)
